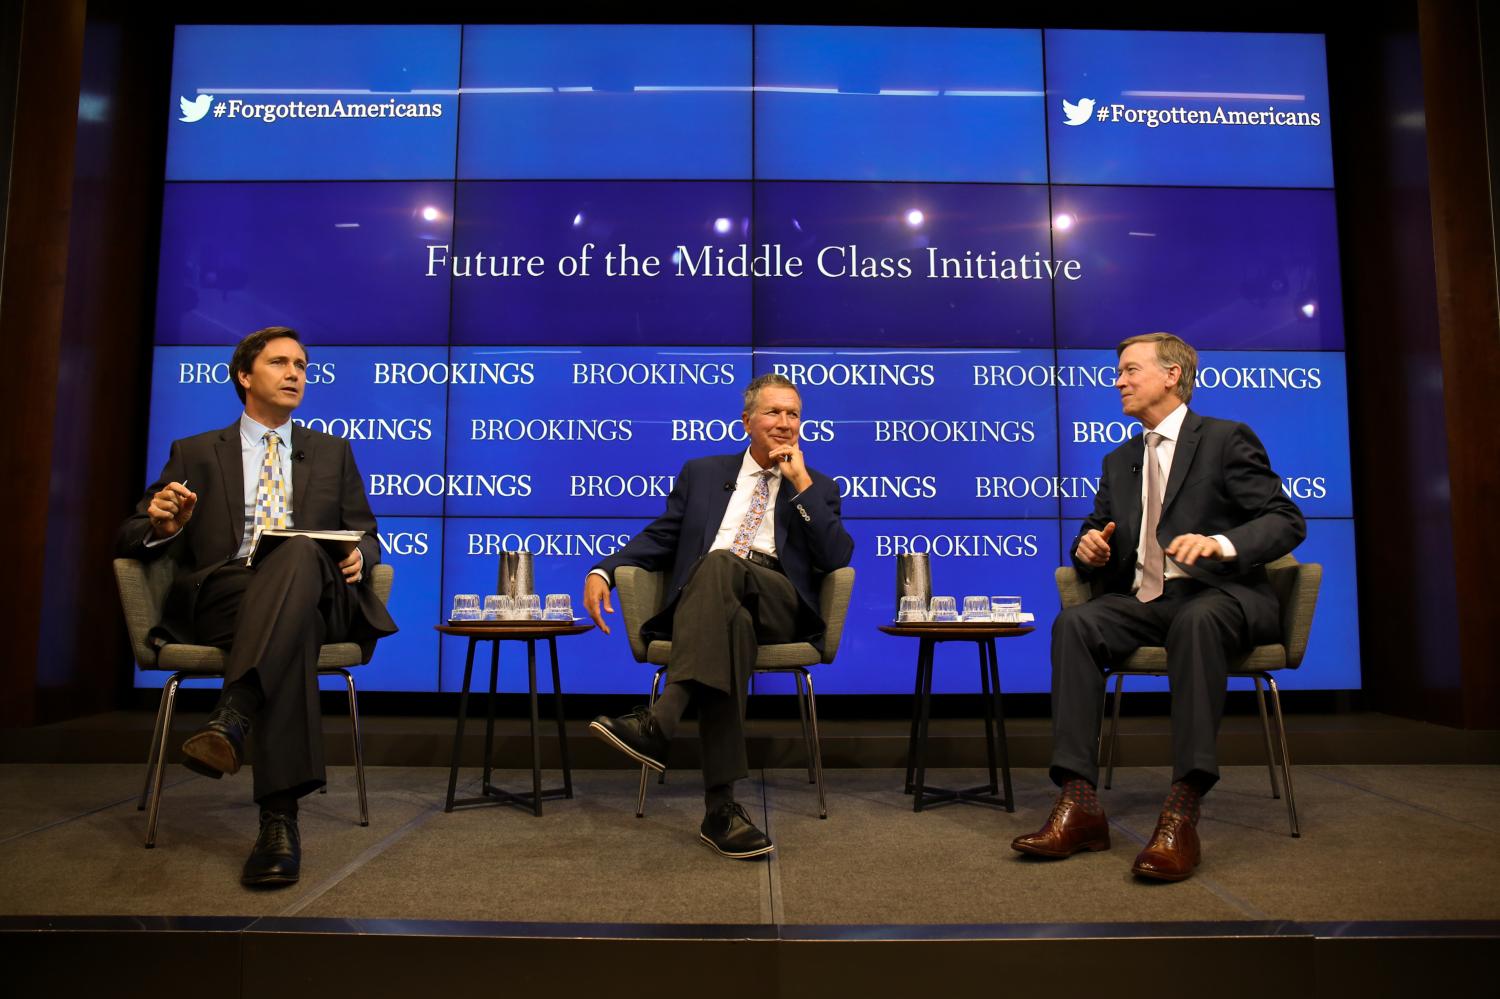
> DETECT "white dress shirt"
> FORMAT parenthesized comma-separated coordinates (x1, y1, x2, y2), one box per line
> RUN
(708, 449, 783, 558)
(1131, 403, 1235, 593)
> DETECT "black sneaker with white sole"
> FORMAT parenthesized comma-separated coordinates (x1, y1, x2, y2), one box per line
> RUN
(700, 801, 775, 859)
(589, 706, 669, 772)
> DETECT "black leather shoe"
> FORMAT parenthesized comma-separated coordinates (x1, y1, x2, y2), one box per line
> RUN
(181, 703, 252, 779)
(241, 810, 301, 887)
(589, 706, 669, 772)
(700, 802, 775, 859)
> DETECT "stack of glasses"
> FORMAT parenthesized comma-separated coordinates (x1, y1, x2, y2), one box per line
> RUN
(896, 594, 1023, 624)
(448, 593, 575, 622)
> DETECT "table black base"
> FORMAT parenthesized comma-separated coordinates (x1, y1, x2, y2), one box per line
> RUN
(450, 782, 573, 814)
(904, 782, 1013, 811)
(905, 635, 1016, 814)
(445, 634, 575, 818)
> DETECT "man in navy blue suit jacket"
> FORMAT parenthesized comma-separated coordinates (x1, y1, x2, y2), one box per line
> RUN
(1012, 333, 1305, 882)
(583, 374, 854, 859)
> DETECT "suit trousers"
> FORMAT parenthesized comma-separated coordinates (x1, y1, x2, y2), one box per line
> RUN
(192, 536, 354, 802)
(1049, 579, 1249, 791)
(667, 549, 799, 790)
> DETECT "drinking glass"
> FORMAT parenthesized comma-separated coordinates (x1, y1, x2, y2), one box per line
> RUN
(962, 596, 992, 621)
(482, 595, 512, 621)
(450, 594, 481, 621)
(543, 593, 573, 621)
(897, 596, 926, 622)
(516, 594, 543, 621)
(991, 595, 1022, 624)
(928, 596, 959, 622)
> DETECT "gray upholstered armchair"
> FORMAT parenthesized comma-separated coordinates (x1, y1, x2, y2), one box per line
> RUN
(1055, 553, 1320, 836)
(113, 557, 394, 847)
(614, 564, 856, 819)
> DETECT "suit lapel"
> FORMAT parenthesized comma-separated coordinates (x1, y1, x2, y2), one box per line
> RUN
(773, 469, 792, 556)
(290, 424, 311, 524)
(1117, 433, 1145, 557)
(1161, 409, 1201, 514)
(700, 453, 743, 553)
(214, 422, 244, 552)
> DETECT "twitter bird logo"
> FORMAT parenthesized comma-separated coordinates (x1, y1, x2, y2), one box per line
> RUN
(179, 94, 213, 123)
(1062, 97, 1095, 127)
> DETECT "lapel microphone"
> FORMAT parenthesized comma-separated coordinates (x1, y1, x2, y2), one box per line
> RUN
(293, 450, 306, 462)
(723, 481, 734, 491)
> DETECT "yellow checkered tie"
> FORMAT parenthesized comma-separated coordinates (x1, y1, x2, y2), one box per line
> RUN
(251, 431, 290, 544)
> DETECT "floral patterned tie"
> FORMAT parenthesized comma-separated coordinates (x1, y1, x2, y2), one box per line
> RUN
(731, 471, 773, 557)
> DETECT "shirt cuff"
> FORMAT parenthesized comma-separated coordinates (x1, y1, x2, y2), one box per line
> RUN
(1212, 534, 1237, 560)
(144, 531, 173, 548)
(588, 568, 612, 587)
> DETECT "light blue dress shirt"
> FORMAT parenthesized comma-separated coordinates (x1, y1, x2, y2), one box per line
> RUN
(235, 412, 295, 558)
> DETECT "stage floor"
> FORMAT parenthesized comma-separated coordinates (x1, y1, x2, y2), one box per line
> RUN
(2, 762, 1498, 925)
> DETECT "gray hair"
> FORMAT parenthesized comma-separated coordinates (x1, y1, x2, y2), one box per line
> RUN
(1117, 332, 1197, 403)
(742, 372, 800, 415)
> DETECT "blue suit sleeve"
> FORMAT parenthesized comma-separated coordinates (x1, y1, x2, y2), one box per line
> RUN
(784, 473, 854, 572)
(593, 461, 691, 584)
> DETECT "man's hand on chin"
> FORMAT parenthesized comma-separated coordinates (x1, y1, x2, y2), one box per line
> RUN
(768, 441, 812, 493)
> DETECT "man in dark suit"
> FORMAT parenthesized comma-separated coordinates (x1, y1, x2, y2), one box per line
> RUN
(582, 373, 854, 859)
(1012, 333, 1305, 881)
(117, 326, 396, 887)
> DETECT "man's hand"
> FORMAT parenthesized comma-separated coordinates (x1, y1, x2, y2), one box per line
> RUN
(583, 573, 614, 635)
(1075, 521, 1115, 568)
(147, 482, 196, 540)
(768, 441, 812, 493)
(1165, 534, 1223, 566)
(339, 546, 363, 584)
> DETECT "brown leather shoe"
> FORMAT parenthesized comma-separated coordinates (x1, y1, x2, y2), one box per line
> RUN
(1011, 797, 1111, 858)
(1131, 810, 1201, 881)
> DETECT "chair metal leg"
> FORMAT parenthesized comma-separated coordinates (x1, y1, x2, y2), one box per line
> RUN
(1252, 675, 1281, 800)
(1103, 672, 1125, 790)
(138, 676, 174, 811)
(636, 666, 666, 818)
(794, 670, 814, 784)
(802, 668, 827, 819)
(144, 674, 183, 848)
(337, 668, 369, 827)
(1265, 674, 1300, 837)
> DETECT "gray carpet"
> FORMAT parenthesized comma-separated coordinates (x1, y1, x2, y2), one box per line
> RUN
(1, 763, 1496, 925)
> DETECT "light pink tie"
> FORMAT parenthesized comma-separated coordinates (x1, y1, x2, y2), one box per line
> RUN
(1137, 431, 1166, 603)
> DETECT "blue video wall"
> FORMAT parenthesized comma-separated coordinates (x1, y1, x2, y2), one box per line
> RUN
(144, 24, 1357, 695)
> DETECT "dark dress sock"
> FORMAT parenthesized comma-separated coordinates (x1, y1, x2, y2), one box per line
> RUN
(1061, 776, 1103, 816)
(705, 783, 735, 812)
(219, 672, 264, 715)
(650, 681, 694, 740)
(1163, 780, 1202, 824)
(257, 791, 299, 816)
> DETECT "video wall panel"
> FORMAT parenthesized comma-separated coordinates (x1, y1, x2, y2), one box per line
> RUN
(140, 23, 1359, 694)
